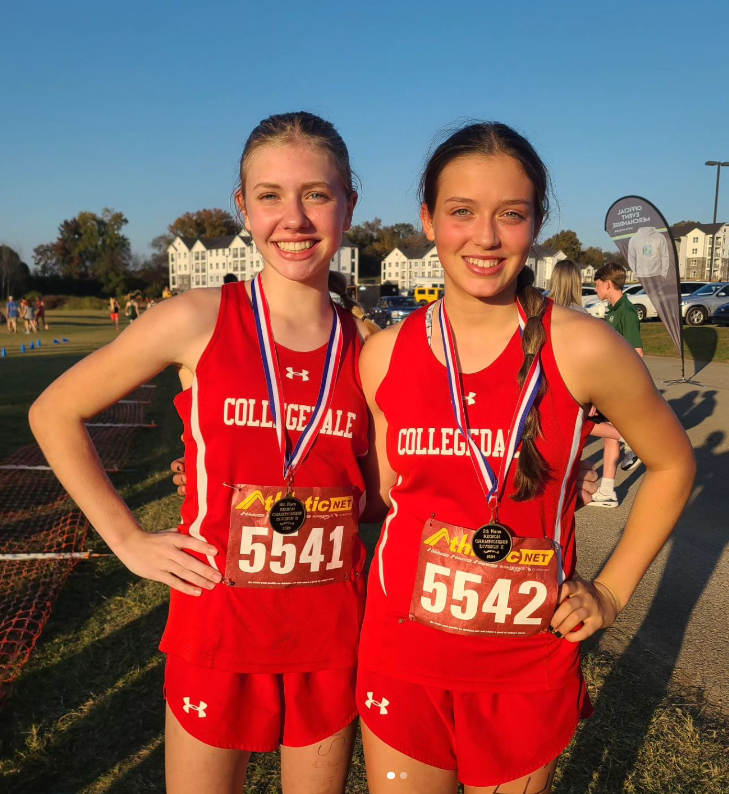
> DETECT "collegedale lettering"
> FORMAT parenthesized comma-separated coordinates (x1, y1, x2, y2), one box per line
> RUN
(223, 397, 357, 439)
(397, 426, 518, 457)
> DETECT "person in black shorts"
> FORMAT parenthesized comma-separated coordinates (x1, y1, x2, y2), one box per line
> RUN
(589, 263, 644, 507)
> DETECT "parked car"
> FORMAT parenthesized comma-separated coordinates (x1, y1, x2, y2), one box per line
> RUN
(584, 284, 643, 319)
(580, 286, 597, 306)
(681, 282, 729, 326)
(414, 286, 444, 305)
(369, 295, 420, 328)
(628, 281, 709, 321)
(713, 302, 729, 326)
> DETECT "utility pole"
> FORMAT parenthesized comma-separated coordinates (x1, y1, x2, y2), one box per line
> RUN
(704, 161, 729, 281)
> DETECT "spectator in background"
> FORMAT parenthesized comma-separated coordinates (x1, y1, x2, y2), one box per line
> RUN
(6, 295, 19, 333)
(36, 298, 48, 330)
(548, 259, 587, 313)
(223, 273, 238, 284)
(124, 294, 140, 323)
(110, 297, 121, 331)
(22, 299, 37, 334)
(588, 262, 644, 508)
(162, 285, 173, 299)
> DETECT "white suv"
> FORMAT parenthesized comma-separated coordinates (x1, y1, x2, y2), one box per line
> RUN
(585, 284, 643, 319)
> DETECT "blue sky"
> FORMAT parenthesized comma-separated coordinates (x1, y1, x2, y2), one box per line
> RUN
(2, 0, 727, 265)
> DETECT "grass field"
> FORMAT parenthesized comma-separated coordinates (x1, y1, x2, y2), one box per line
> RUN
(0, 311, 727, 793)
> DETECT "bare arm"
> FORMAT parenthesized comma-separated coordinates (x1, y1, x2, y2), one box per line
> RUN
(29, 290, 224, 596)
(357, 324, 400, 523)
(550, 306, 695, 640)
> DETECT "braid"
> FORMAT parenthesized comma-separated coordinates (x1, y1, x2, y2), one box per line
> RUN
(512, 268, 551, 501)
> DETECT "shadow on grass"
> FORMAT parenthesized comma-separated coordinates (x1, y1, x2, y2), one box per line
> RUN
(3, 657, 166, 794)
(558, 426, 728, 793)
(684, 325, 719, 377)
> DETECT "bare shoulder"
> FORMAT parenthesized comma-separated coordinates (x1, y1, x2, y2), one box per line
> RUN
(549, 302, 642, 405)
(160, 287, 222, 333)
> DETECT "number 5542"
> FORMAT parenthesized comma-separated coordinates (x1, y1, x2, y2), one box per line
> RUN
(420, 562, 548, 625)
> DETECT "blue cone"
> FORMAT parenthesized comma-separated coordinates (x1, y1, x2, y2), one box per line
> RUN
(62, 337, 69, 343)
(37, 339, 42, 347)
(21, 344, 26, 353)
(1, 347, 6, 357)
(29, 341, 35, 349)
(53, 339, 60, 344)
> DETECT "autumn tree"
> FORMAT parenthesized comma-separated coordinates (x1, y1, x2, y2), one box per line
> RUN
(543, 229, 583, 260)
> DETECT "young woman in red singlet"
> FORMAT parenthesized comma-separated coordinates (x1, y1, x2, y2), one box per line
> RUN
(30, 112, 371, 794)
(356, 122, 695, 793)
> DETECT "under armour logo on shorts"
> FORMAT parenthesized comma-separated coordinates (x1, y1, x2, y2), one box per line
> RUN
(365, 692, 390, 715)
(183, 697, 208, 718)
(465, 392, 477, 405)
(286, 368, 310, 381)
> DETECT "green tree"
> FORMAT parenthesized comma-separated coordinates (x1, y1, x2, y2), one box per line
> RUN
(34, 209, 132, 293)
(1, 246, 30, 297)
(543, 229, 582, 260)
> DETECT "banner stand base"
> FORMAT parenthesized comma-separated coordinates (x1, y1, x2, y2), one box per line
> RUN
(663, 377, 704, 387)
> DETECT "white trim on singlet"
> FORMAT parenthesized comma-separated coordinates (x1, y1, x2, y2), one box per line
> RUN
(188, 376, 219, 572)
(553, 408, 584, 584)
(377, 475, 403, 597)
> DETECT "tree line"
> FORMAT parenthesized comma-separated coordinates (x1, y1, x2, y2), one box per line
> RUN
(1, 209, 626, 300)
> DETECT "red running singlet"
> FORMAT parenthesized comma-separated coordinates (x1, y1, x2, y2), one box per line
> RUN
(160, 282, 368, 672)
(359, 301, 593, 692)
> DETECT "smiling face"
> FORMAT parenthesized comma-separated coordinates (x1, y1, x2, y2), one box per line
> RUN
(239, 141, 357, 285)
(421, 153, 537, 302)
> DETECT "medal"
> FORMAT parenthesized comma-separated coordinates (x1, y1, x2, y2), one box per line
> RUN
(251, 274, 344, 534)
(268, 495, 308, 535)
(472, 522, 513, 563)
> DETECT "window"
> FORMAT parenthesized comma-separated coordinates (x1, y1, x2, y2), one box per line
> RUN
(693, 236, 699, 243)
(195, 252, 200, 261)
(195, 263, 200, 273)
(195, 276, 200, 285)
(171, 253, 175, 262)
(692, 249, 698, 255)
(233, 248, 238, 257)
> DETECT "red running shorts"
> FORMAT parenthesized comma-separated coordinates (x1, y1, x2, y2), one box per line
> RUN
(356, 664, 592, 788)
(165, 654, 357, 751)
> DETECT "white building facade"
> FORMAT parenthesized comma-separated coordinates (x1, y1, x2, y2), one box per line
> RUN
(168, 233, 359, 291)
(672, 223, 729, 281)
(381, 245, 443, 291)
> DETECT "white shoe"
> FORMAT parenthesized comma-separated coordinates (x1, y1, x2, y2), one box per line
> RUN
(588, 490, 619, 508)
(620, 450, 641, 472)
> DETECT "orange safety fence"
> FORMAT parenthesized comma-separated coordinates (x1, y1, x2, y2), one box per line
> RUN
(0, 512, 90, 707)
(0, 382, 157, 710)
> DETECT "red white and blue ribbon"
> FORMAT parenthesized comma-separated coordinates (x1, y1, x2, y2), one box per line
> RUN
(251, 273, 343, 482)
(439, 298, 543, 506)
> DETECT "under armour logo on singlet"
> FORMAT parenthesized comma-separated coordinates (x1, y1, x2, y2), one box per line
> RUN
(365, 692, 390, 715)
(285, 368, 310, 381)
(183, 697, 208, 718)
(465, 392, 477, 405)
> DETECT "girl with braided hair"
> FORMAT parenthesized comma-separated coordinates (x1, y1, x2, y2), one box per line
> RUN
(356, 122, 695, 793)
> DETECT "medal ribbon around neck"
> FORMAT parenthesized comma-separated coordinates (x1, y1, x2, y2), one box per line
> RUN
(438, 297, 544, 508)
(251, 273, 344, 483)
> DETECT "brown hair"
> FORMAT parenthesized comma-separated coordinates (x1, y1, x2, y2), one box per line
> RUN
(237, 111, 358, 198)
(548, 259, 583, 308)
(420, 122, 551, 500)
(594, 262, 627, 289)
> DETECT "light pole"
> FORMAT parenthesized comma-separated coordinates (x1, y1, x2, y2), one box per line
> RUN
(704, 160, 729, 281)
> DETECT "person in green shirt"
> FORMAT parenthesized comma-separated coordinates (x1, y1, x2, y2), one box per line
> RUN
(588, 263, 644, 507)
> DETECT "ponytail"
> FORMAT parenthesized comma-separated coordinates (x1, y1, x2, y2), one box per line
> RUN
(512, 267, 551, 501)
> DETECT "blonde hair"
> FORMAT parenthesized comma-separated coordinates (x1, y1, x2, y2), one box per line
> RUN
(548, 259, 583, 308)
